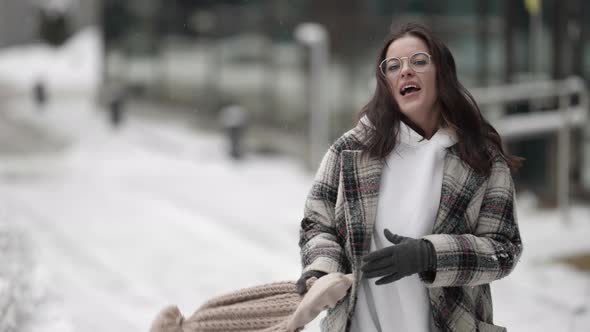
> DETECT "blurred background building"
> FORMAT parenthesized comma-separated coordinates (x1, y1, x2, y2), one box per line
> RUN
(1, 0, 590, 205)
(0, 0, 98, 47)
(100, 0, 590, 206)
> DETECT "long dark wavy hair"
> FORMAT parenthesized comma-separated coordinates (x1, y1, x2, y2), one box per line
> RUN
(357, 22, 522, 175)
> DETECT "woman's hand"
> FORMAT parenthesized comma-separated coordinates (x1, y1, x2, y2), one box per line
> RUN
(296, 270, 328, 295)
(361, 229, 435, 285)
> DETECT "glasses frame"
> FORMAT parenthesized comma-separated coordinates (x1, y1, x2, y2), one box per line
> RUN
(379, 52, 432, 77)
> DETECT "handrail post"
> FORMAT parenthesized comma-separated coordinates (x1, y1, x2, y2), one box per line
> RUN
(576, 77, 590, 196)
(557, 87, 570, 225)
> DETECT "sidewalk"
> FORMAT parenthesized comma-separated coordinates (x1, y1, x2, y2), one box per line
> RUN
(0, 99, 68, 156)
(0, 221, 34, 331)
(0, 96, 316, 332)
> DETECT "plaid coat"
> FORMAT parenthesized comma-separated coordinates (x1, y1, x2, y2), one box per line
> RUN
(299, 121, 522, 332)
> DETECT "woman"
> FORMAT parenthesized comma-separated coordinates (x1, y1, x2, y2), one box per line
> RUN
(297, 22, 523, 332)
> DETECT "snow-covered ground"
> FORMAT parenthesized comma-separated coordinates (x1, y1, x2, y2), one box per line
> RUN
(0, 27, 100, 99)
(1, 26, 589, 332)
(0, 97, 311, 331)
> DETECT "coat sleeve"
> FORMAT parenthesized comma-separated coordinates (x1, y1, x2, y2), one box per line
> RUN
(421, 158, 523, 287)
(299, 144, 346, 275)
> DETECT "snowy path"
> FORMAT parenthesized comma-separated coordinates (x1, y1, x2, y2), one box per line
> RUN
(0, 98, 589, 332)
(0, 98, 314, 331)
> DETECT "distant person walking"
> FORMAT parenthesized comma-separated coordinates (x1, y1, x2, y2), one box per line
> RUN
(297, 22, 523, 332)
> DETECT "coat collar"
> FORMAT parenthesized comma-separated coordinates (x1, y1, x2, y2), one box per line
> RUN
(340, 120, 382, 262)
(431, 147, 488, 234)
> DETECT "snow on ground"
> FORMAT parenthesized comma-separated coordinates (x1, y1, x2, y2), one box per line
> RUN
(0, 221, 35, 332)
(0, 97, 316, 332)
(0, 26, 100, 98)
(493, 199, 590, 331)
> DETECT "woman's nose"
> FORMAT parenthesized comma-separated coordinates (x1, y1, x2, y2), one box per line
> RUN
(400, 60, 414, 77)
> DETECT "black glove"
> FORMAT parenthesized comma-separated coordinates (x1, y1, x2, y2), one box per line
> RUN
(296, 270, 327, 295)
(361, 229, 435, 285)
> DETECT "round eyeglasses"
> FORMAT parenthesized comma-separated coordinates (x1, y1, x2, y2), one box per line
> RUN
(379, 52, 432, 78)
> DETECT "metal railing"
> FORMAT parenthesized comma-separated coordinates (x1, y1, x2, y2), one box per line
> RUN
(470, 76, 589, 224)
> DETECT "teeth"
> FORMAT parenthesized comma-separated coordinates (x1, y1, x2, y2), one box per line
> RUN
(401, 84, 419, 95)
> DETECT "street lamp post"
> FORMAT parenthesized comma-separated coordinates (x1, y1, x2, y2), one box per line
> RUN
(295, 23, 330, 170)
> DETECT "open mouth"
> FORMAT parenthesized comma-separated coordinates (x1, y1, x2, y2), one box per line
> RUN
(400, 84, 421, 96)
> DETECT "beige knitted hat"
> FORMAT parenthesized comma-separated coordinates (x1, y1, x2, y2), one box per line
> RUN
(149, 273, 353, 332)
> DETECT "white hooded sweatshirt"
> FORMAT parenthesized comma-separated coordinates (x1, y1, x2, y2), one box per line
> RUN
(350, 119, 457, 332)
